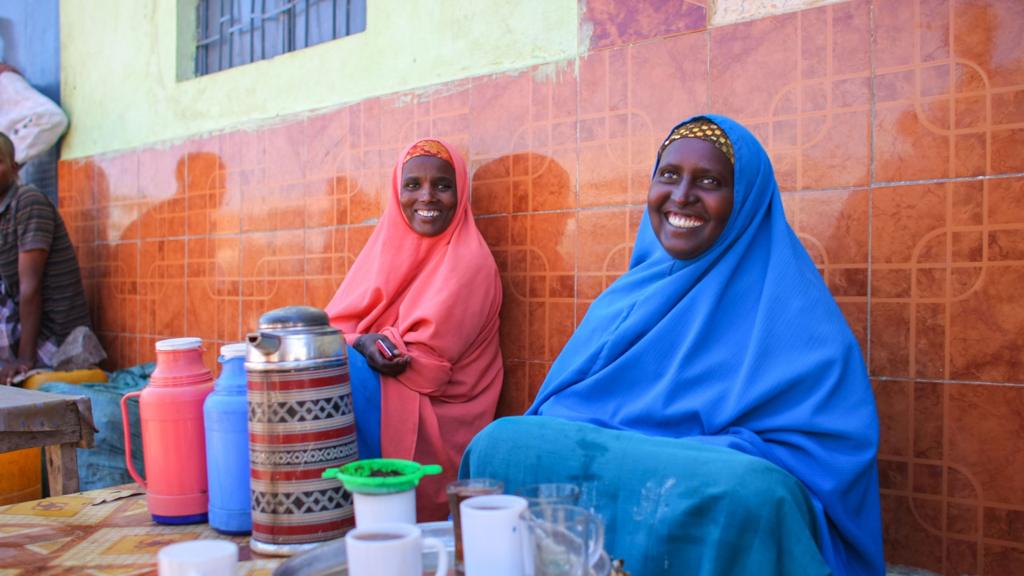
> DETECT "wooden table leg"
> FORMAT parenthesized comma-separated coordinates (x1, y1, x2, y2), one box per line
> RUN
(44, 443, 79, 496)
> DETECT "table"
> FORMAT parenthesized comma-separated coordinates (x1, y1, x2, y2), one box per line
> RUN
(0, 484, 284, 575)
(0, 385, 96, 495)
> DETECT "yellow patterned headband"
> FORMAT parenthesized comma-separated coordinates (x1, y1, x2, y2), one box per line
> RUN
(403, 139, 454, 166)
(659, 118, 734, 165)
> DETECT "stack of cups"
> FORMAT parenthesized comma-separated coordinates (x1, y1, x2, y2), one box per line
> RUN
(457, 482, 601, 576)
(447, 478, 505, 574)
(327, 459, 446, 576)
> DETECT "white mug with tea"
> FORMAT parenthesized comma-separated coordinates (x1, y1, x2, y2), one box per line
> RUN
(460, 494, 529, 576)
(345, 523, 448, 576)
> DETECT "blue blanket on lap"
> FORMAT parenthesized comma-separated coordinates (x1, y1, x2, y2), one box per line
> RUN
(461, 416, 830, 576)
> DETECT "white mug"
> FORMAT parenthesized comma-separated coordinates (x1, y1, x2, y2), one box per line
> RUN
(345, 523, 448, 576)
(460, 494, 529, 576)
(157, 540, 237, 576)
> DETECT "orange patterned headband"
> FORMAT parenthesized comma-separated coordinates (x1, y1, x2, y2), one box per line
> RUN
(403, 139, 454, 165)
(659, 118, 734, 165)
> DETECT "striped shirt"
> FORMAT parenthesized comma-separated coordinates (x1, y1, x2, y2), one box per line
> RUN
(0, 183, 91, 344)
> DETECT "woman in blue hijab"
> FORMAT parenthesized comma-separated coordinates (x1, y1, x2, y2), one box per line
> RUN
(462, 115, 883, 575)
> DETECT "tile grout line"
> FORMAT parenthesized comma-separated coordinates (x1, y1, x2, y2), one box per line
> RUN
(943, 0, 955, 555)
(866, 0, 877, 376)
(872, 375, 1024, 388)
(302, 126, 309, 308)
(183, 152, 190, 338)
(898, 0, 921, 524)
(872, 172, 1024, 188)
(574, 26, 583, 331)
(943, 1, 960, 563)
(237, 163, 245, 342)
(87, 170, 1024, 243)
(705, 25, 712, 113)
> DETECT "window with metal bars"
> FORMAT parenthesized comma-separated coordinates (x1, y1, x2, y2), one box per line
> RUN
(195, 0, 366, 76)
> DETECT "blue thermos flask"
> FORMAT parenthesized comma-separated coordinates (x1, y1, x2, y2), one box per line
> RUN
(203, 342, 252, 534)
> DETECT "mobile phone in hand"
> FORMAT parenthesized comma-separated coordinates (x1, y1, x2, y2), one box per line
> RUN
(375, 338, 398, 360)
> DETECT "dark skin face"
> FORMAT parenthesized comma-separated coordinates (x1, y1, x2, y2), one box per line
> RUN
(399, 155, 458, 237)
(0, 142, 18, 192)
(647, 138, 735, 260)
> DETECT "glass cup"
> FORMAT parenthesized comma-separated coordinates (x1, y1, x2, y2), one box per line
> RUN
(517, 483, 581, 508)
(521, 504, 605, 576)
(447, 478, 504, 574)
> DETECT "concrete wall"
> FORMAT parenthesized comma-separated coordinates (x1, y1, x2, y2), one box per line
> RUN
(59, 0, 578, 159)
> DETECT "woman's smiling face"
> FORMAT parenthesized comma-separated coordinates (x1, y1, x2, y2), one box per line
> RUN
(647, 137, 734, 260)
(400, 155, 458, 237)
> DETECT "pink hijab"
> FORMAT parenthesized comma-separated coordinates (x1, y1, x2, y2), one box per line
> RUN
(326, 139, 503, 520)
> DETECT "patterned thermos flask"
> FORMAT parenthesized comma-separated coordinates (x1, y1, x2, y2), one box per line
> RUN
(245, 306, 359, 556)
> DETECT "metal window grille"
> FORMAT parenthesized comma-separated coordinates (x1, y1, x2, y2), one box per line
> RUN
(195, 0, 366, 76)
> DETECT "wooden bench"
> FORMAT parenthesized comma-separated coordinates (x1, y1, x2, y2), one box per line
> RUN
(0, 385, 96, 496)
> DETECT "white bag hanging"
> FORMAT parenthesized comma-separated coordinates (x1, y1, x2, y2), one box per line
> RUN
(0, 70, 68, 164)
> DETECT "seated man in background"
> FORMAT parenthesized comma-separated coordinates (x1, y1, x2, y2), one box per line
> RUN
(0, 132, 103, 384)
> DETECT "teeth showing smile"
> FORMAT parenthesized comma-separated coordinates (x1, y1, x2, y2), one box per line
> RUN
(415, 209, 441, 218)
(666, 212, 704, 229)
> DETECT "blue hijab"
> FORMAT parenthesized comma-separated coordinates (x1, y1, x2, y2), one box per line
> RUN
(527, 115, 884, 576)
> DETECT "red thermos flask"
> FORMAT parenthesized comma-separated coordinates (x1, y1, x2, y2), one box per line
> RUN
(121, 337, 214, 524)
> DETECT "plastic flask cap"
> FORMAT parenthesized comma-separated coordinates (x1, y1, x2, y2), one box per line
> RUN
(156, 337, 203, 352)
(219, 342, 248, 359)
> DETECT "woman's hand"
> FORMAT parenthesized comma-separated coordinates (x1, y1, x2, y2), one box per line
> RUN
(354, 334, 411, 376)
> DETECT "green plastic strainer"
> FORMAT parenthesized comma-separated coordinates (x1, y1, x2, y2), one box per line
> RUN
(322, 458, 443, 494)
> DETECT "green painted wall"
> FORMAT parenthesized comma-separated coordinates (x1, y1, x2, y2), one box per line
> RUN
(60, 0, 578, 159)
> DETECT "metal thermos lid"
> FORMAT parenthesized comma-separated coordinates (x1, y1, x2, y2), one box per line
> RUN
(257, 306, 330, 331)
(246, 306, 343, 368)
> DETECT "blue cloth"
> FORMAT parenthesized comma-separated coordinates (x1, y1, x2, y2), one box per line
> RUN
(40, 363, 153, 491)
(347, 344, 382, 459)
(526, 115, 883, 575)
(462, 417, 831, 576)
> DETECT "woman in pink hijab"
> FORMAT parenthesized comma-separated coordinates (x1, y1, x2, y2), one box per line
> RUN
(326, 139, 503, 520)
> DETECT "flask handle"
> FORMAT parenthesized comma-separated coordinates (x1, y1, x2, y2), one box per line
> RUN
(120, 391, 147, 489)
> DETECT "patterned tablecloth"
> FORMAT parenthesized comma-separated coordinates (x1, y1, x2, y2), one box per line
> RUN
(0, 484, 285, 575)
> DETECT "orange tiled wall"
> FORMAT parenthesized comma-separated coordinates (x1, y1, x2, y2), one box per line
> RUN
(56, 0, 1023, 572)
